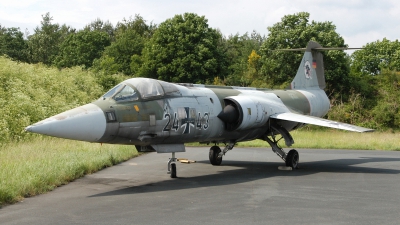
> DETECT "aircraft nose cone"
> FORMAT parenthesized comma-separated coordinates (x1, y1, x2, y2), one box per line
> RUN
(25, 103, 106, 142)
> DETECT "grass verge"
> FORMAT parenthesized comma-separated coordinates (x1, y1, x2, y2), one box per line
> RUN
(0, 137, 138, 207)
(188, 130, 400, 151)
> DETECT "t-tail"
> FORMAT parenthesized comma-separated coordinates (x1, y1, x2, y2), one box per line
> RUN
(286, 41, 361, 90)
(290, 41, 325, 90)
(271, 41, 374, 133)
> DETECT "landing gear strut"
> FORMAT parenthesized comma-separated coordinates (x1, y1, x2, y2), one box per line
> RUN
(209, 143, 235, 166)
(263, 130, 299, 169)
(167, 152, 177, 178)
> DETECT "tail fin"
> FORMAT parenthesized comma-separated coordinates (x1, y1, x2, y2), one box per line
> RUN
(290, 41, 325, 90)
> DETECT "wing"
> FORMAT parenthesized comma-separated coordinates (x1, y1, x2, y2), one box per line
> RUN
(270, 112, 374, 133)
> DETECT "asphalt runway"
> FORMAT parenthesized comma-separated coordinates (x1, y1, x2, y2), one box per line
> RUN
(1, 147, 400, 225)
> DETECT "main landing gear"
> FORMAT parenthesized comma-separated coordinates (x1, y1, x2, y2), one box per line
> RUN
(263, 125, 299, 169)
(209, 143, 235, 166)
(208, 135, 299, 169)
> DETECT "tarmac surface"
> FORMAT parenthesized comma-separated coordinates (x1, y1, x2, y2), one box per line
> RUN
(1, 147, 400, 225)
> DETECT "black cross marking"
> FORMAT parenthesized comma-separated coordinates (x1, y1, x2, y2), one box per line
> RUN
(181, 107, 195, 134)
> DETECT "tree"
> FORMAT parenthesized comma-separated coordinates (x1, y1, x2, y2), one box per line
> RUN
(93, 15, 155, 75)
(54, 30, 111, 68)
(351, 38, 400, 76)
(221, 31, 265, 86)
(0, 25, 29, 62)
(139, 13, 223, 83)
(28, 13, 74, 65)
(84, 18, 115, 40)
(259, 12, 349, 93)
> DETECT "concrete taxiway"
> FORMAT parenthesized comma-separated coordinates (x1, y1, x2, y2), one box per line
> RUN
(1, 147, 400, 225)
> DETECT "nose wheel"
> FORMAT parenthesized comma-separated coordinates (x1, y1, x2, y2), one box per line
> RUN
(170, 163, 177, 178)
(167, 152, 177, 178)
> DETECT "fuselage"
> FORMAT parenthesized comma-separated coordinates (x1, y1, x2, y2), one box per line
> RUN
(34, 78, 329, 146)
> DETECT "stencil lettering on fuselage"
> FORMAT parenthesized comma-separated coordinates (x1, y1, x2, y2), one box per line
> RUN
(163, 107, 209, 134)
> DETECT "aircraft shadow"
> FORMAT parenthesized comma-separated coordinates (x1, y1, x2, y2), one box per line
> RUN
(89, 156, 400, 198)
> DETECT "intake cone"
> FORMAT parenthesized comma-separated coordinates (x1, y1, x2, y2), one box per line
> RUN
(217, 104, 239, 123)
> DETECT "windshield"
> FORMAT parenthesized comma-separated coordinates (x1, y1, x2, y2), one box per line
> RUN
(113, 85, 138, 101)
(102, 84, 123, 98)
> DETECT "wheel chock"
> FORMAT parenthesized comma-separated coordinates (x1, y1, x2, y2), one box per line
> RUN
(278, 166, 293, 171)
(178, 159, 196, 164)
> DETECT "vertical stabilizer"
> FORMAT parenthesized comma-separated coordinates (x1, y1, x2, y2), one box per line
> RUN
(290, 41, 325, 90)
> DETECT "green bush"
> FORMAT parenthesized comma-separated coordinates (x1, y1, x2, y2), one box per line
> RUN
(328, 70, 400, 131)
(0, 56, 103, 144)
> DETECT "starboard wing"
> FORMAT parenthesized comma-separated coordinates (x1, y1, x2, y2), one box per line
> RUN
(270, 112, 374, 133)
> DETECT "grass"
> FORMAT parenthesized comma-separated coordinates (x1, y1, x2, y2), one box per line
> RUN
(0, 130, 398, 207)
(287, 130, 399, 150)
(189, 130, 400, 151)
(0, 137, 138, 206)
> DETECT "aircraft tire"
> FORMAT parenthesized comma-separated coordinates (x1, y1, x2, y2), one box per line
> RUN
(170, 163, 177, 178)
(285, 149, 299, 169)
(209, 146, 222, 165)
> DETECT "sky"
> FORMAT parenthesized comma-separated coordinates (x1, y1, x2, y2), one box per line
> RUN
(0, 0, 399, 49)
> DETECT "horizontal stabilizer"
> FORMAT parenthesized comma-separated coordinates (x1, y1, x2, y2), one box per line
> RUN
(270, 112, 374, 133)
(276, 47, 362, 52)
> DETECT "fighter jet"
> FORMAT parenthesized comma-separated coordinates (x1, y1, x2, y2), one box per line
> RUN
(25, 41, 373, 178)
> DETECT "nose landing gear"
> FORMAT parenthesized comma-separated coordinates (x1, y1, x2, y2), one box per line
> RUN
(167, 152, 177, 178)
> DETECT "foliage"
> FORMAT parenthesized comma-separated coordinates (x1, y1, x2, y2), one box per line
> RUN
(54, 30, 111, 68)
(0, 26, 30, 62)
(369, 71, 400, 129)
(83, 18, 115, 40)
(328, 91, 372, 127)
(138, 13, 223, 83)
(28, 13, 75, 65)
(94, 70, 127, 92)
(93, 15, 154, 75)
(0, 56, 103, 144)
(351, 38, 400, 76)
(328, 70, 400, 130)
(221, 31, 265, 86)
(259, 12, 349, 93)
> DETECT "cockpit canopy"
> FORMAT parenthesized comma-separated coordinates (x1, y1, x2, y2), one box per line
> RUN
(102, 78, 180, 102)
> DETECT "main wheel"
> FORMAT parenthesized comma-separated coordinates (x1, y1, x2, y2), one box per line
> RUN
(170, 163, 177, 178)
(285, 149, 299, 169)
(209, 146, 222, 165)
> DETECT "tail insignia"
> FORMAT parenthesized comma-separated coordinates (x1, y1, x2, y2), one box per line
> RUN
(304, 61, 312, 79)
